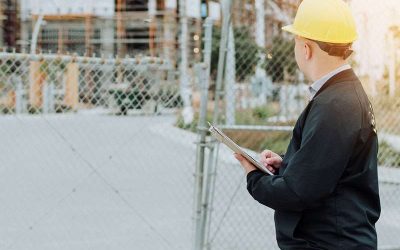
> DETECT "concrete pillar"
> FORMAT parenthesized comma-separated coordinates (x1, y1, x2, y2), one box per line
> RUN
(101, 18, 115, 57)
(163, 10, 176, 65)
(64, 63, 79, 110)
(148, 0, 156, 16)
(179, 0, 194, 125)
(255, 0, 268, 105)
(29, 61, 45, 111)
(6, 90, 15, 111)
(255, 0, 265, 48)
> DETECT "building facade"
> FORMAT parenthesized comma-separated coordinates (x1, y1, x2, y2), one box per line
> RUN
(1, 0, 21, 49)
(19, 0, 211, 67)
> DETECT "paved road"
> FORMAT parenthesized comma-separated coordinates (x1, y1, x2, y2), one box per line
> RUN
(0, 114, 399, 249)
(0, 114, 195, 250)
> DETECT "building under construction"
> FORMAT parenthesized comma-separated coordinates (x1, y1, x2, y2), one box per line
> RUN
(0, 0, 21, 49)
(19, 0, 207, 66)
(16, 0, 301, 58)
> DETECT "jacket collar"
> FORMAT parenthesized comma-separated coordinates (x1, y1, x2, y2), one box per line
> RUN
(309, 64, 351, 100)
(313, 68, 358, 99)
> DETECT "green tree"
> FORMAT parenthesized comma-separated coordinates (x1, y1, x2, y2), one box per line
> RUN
(264, 37, 297, 83)
(211, 26, 260, 81)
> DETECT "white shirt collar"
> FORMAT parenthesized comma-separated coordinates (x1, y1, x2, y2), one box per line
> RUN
(309, 64, 351, 100)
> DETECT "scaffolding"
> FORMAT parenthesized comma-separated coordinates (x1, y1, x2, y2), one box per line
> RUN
(18, 1, 207, 69)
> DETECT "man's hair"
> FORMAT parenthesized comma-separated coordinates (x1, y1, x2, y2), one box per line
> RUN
(311, 39, 353, 59)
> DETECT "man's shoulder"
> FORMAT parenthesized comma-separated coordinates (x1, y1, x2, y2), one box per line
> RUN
(314, 77, 363, 112)
(309, 79, 363, 130)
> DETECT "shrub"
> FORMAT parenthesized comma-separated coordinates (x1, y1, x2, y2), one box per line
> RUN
(264, 37, 297, 83)
(211, 26, 260, 81)
(379, 141, 400, 168)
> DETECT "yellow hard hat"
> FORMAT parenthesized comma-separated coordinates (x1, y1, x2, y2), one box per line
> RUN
(282, 0, 357, 44)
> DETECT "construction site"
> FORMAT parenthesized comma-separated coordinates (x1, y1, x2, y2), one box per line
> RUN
(0, 0, 399, 249)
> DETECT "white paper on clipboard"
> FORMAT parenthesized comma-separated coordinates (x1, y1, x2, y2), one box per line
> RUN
(208, 122, 273, 175)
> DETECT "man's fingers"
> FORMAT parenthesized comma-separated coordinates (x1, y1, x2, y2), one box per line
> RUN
(266, 156, 282, 166)
(234, 153, 244, 161)
(234, 153, 250, 166)
(266, 165, 276, 174)
(236, 153, 276, 174)
(261, 150, 272, 159)
(234, 153, 258, 174)
(260, 150, 272, 164)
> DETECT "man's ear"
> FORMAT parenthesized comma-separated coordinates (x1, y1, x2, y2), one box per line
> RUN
(304, 42, 312, 60)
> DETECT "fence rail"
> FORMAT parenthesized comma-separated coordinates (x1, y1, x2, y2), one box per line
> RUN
(192, 0, 400, 249)
(0, 52, 182, 116)
(0, 51, 197, 250)
(1, 0, 399, 249)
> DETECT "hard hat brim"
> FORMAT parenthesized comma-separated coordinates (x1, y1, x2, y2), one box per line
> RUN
(282, 24, 312, 40)
(282, 24, 357, 44)
(282, 25, 296, 35)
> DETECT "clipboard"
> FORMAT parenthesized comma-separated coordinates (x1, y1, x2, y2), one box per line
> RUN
(208, 122, 273, 175)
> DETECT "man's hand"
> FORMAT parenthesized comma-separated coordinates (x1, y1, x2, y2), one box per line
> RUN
(260, 150, 283, 174)
(234, 153, 257, 174)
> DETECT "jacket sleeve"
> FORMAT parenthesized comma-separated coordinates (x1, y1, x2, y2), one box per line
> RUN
(247, 101, 360, 211)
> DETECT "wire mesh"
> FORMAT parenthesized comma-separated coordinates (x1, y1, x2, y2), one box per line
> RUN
(205, 0, 400, 249)
(0, 52, 197, 250)
(1, 0, 399, 249)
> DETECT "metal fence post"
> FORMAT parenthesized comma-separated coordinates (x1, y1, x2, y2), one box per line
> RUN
(224, 23, 236, 125)
(15, 78, 23, 114)
(42, 82, 55, 114)
(49, 83, 55, 113)
(195, 0, 232, 250)
(194, 18, 213, 250)
(212, 0, 233, 125)
(194, 64, 210, 250)
(199, 18, 214, 250)
(199, 3, 233, 249)
(42, 82, 49, 114)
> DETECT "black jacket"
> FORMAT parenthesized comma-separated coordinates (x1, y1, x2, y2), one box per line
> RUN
(247, 69, 381, 250)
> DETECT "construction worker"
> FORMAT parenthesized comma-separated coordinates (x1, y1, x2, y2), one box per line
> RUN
(235, 0, 381, 249)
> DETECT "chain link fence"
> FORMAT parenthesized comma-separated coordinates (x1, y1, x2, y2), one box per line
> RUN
(1, 0, 217, 248)
(17, 2, 205, 67)
(0, 50, 201, 249)
(199, 0, 400, 250)
(1, 0, 400, 250)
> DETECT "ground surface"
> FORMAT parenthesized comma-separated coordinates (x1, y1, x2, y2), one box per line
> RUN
(0, 114, 399, 249)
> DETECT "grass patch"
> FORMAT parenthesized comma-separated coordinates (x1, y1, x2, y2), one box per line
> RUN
(378, 141, 400, 168)
(175, 104, 293, 154)
(224, 130, 291, 155)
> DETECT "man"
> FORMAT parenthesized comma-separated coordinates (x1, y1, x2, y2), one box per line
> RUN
(235, 0, 381, 249)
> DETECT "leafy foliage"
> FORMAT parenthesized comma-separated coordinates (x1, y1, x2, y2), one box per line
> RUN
(211, 26, 260, 81)
(264, 37, 297, 83)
